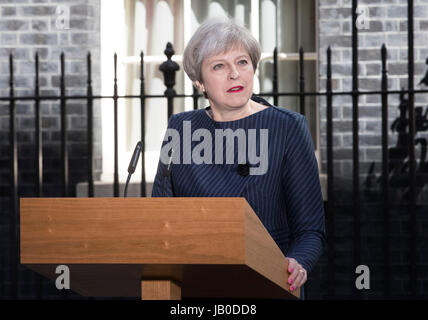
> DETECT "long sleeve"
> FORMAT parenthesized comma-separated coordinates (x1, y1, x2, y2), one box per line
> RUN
(281, 115, 326, 273)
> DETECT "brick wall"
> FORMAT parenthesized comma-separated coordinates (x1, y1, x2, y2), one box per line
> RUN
(0, 0, 101, 299)
(310, 0, 428, 299)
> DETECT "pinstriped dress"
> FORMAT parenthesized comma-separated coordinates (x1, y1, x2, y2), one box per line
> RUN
(152, 96, 326, 274)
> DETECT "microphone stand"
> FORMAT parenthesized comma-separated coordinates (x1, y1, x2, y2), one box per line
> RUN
(124, 141, 143, 198)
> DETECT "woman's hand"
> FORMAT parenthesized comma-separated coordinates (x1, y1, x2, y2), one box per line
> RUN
(286, 257, 307, 292)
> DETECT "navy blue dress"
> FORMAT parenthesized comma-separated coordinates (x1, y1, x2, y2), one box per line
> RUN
(152, 96, 325, 274)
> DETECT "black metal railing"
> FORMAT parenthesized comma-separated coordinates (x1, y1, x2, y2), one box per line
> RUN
(1, 0, 428, 300)
(381, 44, 391, 299)
(407, 0, 418, 299)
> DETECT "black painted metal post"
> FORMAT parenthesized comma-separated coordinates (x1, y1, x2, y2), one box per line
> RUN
(113, 53, 119, 197)
(34, 52, 44, 299)
(299, 47, 305, 116)
(193, 86, 199, 110)
(326, 46, 335, 299)
(59, 53, 69, 300)
(407, 0, 417, 298)
(35, 53, 43, 198)
(87, 52, 94, 197)
(380, 44, 391, 299)
(351, 1, 361, 293)
(273, 47, 278, 107)
(9, 54, 18, 299)
(60, 53, 68, 197)
(159, 42, 179, 119)
(140, 52, 146, 197)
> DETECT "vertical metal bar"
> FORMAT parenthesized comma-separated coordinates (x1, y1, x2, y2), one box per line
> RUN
(113, 53, 119, 197)
(34, 52, 44, 299)
(407, 0, 417, 298)
(326, 46, 335, 299)
(351, 0, 361, 295)
(60, 52, 68, 197)
(140, 51, 146, 197)
(60, 53, 69, 300)
(380, 44, 391, 299)
(9, 53, 18, 299)
(167, 95, 174, 119)
(299, 46, 305, 116)
(273, 47, 278, 106)
(87, 52, 94, 197)
(35, 53, 43, 198)
(193, 86, 199, 111)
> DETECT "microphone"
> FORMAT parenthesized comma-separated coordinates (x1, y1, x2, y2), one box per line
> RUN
(162, 149, 174, 196)
(124, 141, 143, 197)
(237, 163, 250, 177)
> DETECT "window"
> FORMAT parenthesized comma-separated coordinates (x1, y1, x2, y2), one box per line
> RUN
(100, 0, 318, 183)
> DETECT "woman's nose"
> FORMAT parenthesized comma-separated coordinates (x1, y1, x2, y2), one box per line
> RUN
(229, 66, 239, 79)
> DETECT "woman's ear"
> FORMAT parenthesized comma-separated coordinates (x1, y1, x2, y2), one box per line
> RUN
(193, 81, 209, 99)
(193, 81, 208, 99)
(193, 81, 204, 92)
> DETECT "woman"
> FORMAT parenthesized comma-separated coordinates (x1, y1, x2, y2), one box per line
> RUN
(152, 19, 325, 297)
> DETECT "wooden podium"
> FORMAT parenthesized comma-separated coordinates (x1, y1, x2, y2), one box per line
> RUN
(20, 197, 299, 300)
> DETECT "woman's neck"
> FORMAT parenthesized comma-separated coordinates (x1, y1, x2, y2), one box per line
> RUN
(207, 100, 267, 122)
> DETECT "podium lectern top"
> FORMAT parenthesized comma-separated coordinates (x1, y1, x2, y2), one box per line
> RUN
(20, 197, 299, 299)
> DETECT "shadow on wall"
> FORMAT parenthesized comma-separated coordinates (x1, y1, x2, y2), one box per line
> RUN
(364, 84, 428, 205)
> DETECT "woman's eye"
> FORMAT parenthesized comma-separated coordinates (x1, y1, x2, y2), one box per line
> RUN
(238, 59, 248, 65)
(213, 64, 223, 70)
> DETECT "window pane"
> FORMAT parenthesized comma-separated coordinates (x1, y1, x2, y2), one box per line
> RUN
(260, 0, 278, 52)
(278, 0, 316, 53)
(191, 0, 251, 28)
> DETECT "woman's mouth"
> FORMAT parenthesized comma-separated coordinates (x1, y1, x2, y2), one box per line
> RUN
(227, 86, 244, 93)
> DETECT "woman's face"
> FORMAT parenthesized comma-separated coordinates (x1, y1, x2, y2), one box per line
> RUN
(200, 45, 255, 112)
